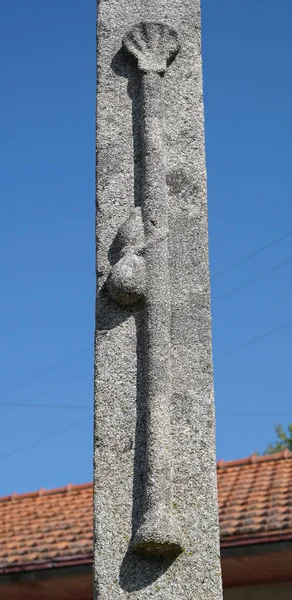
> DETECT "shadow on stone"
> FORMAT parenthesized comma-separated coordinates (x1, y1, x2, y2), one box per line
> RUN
(119, 547, 176, 592)
(111, 48, 143, 209)
(131, 312, 147, 530)
(96, 285, 136, 332)
(108, 226, 126, 268)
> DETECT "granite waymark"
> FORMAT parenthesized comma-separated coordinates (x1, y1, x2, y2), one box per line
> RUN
(94, 1, 223, 598)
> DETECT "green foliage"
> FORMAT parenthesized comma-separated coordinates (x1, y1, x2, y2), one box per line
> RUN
(264, 423, 292, 455)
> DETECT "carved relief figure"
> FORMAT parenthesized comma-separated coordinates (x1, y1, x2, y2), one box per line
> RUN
(107, 22, 183, 557)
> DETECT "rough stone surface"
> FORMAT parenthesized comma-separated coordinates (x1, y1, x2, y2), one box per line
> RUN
(94, 0, 223, 598)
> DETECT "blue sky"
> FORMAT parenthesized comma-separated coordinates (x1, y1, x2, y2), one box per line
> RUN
(0, 0, 291, 496)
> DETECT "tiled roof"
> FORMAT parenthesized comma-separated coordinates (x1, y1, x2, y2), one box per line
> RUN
(0, 483, 93, 573)
(1, 451, 292, 573)
(218, 449, 292, 546)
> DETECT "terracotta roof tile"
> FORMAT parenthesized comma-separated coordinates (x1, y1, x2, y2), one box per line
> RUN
(1, 452, 292, 572)
(218, 451, 292, 545)
(0, 484, 93, 572)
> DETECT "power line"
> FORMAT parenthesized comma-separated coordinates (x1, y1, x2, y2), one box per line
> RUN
(217, 411, 292, 418)
(2, 403, 292, 417)
(1, 404, 292, 417)
(0, 346, 92, 403)
(213, 230, 292, 279)
(0, 416, 92, 462)
(214, 256, 292, 302)
(220, 318, 292, 358)
(0, 401, 91, 411)
(0, 375, 81, 418)
(3, 402, 292, 417)
(2, 409, 292, 464)
(2, 402, 292, 418)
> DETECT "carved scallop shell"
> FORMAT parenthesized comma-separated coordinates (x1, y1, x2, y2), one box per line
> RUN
(123, 22, 180, 74)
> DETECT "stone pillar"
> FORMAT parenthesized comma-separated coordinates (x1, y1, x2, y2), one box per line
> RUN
(94, 1, 223, 598)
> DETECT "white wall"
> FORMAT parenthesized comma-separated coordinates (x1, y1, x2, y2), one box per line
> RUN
(224, 582, 292, 600)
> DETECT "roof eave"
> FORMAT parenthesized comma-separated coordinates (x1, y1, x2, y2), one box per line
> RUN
(0, 553, 93, 579)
